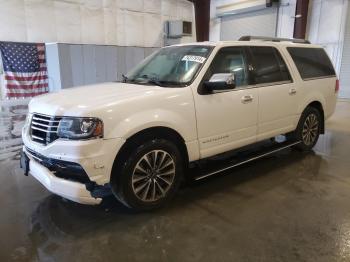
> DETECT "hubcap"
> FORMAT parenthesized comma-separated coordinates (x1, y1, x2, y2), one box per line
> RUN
(302, 113, 319, 146)
(131, 150, 175, 202)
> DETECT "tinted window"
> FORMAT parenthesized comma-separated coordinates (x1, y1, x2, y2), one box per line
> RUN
(287, 47, 336, 80)
(250, 46, 291, 84)
(206, 47, 250, 87)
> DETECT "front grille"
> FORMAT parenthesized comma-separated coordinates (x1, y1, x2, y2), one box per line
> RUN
(30, 113, 62, 145)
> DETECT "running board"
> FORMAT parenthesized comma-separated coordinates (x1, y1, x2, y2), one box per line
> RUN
(194, 140, 301, 181)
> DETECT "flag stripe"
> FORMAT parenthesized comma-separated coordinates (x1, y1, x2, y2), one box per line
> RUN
(7, 92, 48, 98)
(0, 41, 49, 99)
(5, 75, 48, 81)
(6, 83, 48, 89)
(6, 79, 48, 86)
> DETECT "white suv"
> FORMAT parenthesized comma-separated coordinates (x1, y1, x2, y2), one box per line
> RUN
(21, 36, 338, 210)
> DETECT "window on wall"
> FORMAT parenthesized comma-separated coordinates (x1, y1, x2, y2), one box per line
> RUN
(287, 47, 336, 80)
(250, 46, 291, 84)
(206, 47, 250, 87)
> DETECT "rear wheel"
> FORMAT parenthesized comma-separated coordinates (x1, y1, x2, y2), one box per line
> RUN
(290, 107, 322, 151)
(111, 138, 183, 211)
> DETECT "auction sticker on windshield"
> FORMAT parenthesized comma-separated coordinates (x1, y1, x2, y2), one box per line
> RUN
(181, 55, 206, 63)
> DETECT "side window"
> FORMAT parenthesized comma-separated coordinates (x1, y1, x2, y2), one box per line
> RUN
(250, 46, 291, 84)
(287, 47, 336, 80)
(206, 47, 250, 88)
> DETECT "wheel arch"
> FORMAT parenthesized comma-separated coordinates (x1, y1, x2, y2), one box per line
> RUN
(110, 126, 189, 183)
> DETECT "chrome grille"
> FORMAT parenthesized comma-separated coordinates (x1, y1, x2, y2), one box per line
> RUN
(30, 114, 62, 145)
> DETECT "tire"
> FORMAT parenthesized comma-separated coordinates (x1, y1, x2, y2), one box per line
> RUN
(290, 106, 322, 151)
(111, 138, 184, 211)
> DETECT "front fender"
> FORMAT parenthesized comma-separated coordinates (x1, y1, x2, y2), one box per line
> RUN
(105, 109, 197, 142)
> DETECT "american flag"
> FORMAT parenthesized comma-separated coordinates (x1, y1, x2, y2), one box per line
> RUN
(0, 42, 48, 99)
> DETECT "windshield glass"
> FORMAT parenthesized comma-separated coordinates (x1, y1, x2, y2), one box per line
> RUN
(125, 45, 213, 87)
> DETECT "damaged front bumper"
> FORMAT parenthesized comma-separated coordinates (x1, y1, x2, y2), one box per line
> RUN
(21, 147, 111, 205)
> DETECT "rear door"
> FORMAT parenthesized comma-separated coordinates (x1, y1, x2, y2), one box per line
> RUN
(249, 46, 297, 141)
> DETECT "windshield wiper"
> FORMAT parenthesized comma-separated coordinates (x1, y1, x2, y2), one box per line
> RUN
(122, 74, 130, 83)
(134, 74, 163, 86)
(144, 78, 163, 87)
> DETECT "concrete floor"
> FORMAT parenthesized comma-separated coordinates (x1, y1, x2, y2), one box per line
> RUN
(1, 101, 350, 262)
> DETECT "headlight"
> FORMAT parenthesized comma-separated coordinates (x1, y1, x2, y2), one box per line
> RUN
(57, 117, 103, 140)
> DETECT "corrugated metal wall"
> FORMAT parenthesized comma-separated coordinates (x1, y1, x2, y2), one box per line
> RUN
(46, 44, 159, 91)
(220, 7, 278, 41)
(339, 3, 350, 99)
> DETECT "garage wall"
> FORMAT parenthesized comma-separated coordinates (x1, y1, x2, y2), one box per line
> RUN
(0, 0, 195, 47)
(0, 0, 197, 97)
(306, 0, 349, 98)
(339, 2, 350, 99)
(306, 0, 348, 74)
(46, 43, 159, 91)
(220, 7, 278, 41)
(210, 0, 296, 41)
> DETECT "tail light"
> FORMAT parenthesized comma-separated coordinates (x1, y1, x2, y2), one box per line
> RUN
(335, 79, 340, 93)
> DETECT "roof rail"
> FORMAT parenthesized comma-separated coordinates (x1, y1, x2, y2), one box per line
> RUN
(239, 36, 311, 44)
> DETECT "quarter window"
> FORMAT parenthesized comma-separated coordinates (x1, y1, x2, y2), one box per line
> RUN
(287, 47, 336, 80)
(250, 46, 291, 84)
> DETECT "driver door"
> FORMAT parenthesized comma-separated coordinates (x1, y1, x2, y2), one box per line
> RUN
(192, 46, 259, 158)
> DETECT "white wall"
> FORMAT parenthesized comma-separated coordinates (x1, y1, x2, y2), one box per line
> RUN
(339, 2, 350, 99)
(209, 0, 296, 41)
(0, 0, 195, 47)
(306, 0, 348, 75)
(276, 0, 297, 38)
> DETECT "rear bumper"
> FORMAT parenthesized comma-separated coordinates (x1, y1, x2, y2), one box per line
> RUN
(25, 149, 102, 205)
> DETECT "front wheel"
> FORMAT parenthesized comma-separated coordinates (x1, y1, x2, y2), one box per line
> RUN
(111, 138, 184, 211)
(290, 107, 322, 151)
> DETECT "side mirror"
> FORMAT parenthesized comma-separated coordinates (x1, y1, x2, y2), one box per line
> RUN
(203, 73, 236, 92)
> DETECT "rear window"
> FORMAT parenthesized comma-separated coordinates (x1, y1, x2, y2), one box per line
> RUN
(287, 47, 336, 80)
(250, 46, 291, 84)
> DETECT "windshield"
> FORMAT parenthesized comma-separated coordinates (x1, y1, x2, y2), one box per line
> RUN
(124, 45, 213, 87)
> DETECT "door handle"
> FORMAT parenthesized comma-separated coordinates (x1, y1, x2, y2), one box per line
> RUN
(289, 88, 297, 95)
(241, 95, 253, 103)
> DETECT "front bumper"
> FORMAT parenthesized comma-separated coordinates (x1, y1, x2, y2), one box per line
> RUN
(22, 123, 125, 204)
(22, 123, 125, 185)
(24, 149, 102, 205)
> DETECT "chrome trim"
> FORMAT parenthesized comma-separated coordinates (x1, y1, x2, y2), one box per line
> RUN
(31, 135, 45, 141)
(195, 141, 301, 181)
(31, 126, 58, 133)
(31, 121, 59, 128)
(241, 95, 253, 103)
(32, 117, 60, 123)
(25, 149, 43, 162)
(289, 88, 297, 95)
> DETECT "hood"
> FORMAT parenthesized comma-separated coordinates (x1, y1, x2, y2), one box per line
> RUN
(29, 82, 169, 116)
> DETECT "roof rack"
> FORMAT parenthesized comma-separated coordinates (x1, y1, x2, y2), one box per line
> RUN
(239, 36, 311, 44)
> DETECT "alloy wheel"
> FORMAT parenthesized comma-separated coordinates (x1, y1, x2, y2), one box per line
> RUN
(131, 150, 176, 202)
(302, 113, 319, 146)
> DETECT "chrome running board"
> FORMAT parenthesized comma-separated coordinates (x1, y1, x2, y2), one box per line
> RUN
(195, 141, 301, 181)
